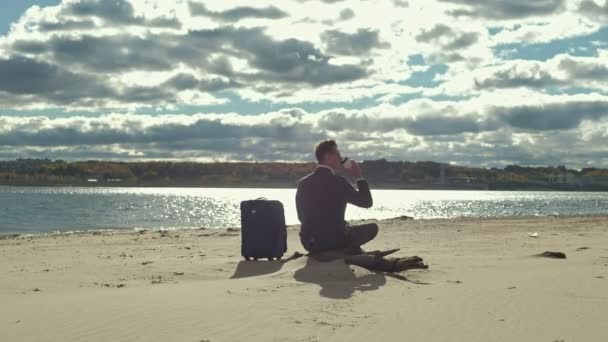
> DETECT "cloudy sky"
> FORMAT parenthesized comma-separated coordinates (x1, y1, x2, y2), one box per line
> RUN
(0, 0, 607, 168)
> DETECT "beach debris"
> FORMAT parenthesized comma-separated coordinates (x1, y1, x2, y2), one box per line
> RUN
(227, 227, 239, 232)
(596, 276, 605, 279)
(32, 288, 41, 292)
(536, 251, 566, 259)
(219, 232, 239, 237)
(447, 280, 462, 284)
(364, 248, 400, 258)
(173, 272, 184, 276)
(576, 247, 590, 251)
(527, 232, 539, 238)
(141, 261, 153, 265)
(394, 215, 414, 220)
(507, 286, 517, 290)
(345, 254, 428, 272)
(385, 273, 431, 285)
(96, 282, 126, 288)
(275, 251, 305, 263)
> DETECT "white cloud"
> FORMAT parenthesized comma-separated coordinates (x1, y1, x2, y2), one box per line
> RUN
(469, 53, 608, 91)
(490, 17, 599, 45)
(2, 92, 608, 166)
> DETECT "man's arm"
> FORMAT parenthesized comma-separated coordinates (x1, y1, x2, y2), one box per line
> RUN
(341, 177, 373, 208)
(341, 159, 372, 208)
(295, 182, 304, 223)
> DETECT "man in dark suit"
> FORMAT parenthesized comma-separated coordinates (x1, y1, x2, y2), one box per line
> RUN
(296, 139, 379, 254)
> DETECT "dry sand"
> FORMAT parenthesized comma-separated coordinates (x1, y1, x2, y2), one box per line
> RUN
(1, 215, 608, 342)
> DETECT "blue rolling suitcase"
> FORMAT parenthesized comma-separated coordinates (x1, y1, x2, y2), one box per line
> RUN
(240, 198, 287, 261)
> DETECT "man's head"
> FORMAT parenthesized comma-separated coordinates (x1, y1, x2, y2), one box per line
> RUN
(315, 139, 342, 170)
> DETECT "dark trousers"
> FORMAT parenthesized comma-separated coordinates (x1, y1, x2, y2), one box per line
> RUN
(301, 223, 378, 253)
(344, 223, 378, 250)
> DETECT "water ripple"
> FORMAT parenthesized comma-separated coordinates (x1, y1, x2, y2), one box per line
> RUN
(1, 186, 607, 234)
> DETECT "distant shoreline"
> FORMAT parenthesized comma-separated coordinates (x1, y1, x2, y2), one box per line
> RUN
(3, 159, 608, 192)
(2, 183, 608, 192)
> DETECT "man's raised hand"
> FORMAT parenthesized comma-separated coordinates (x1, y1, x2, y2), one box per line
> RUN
(346, 160, 363, 179)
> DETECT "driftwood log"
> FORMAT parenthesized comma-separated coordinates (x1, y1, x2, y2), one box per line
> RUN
(344, 249, 429, 272)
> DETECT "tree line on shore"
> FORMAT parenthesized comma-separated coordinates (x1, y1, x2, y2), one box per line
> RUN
(1, 158, 608, 190)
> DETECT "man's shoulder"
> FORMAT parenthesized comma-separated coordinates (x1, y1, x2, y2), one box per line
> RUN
(297, 171, 315, 185)
(297, 169, 346, 185)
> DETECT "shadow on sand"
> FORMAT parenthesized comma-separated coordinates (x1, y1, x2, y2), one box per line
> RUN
(230, 252, 306, 279)
(230, 251, 428, 297)
(293, 251, 387, 299)
(230, 260, 285, 279)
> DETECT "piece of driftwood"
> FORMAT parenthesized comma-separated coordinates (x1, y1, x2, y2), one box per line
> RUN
(280, 251, 305, 263)
(345, 253, 428, 272)
(363, 248, 400, 257)
(536, 251, 567, 259)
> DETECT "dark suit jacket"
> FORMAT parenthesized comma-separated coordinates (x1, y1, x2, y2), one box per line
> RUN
(295, 166, 373, 251)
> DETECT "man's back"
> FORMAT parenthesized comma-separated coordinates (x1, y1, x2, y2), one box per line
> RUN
(296, 166, 372, 251)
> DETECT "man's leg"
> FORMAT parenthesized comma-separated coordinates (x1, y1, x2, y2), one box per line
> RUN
(300, 233, 342, 253)
(344, 223, 378, 253)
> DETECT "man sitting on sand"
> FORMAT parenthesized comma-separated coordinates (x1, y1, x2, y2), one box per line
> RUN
(296, 140, 428, 272)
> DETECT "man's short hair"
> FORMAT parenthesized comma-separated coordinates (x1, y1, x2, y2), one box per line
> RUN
(315, 139, 337, 163)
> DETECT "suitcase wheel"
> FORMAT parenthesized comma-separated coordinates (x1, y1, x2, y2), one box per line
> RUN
(253, 257, 258, 261)
(244, 256, 252, 261)
(267, 257, 274, 261)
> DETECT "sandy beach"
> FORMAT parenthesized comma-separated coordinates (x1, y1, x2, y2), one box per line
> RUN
(1, 215, 608, 342)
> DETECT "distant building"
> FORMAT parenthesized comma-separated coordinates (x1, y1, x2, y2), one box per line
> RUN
(581, 176, 608, 186)
(547, 172, 581, 185)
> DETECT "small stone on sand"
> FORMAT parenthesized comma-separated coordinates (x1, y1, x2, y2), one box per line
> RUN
(536, 251, 566, 259)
